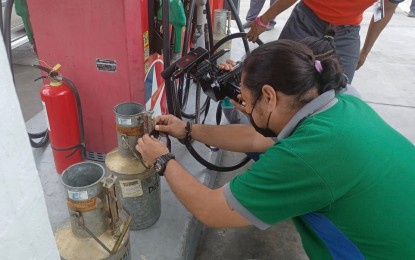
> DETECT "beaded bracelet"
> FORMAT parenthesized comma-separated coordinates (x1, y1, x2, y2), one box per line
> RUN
(185, 122, 192, 141)
(255, 16, 269, 29)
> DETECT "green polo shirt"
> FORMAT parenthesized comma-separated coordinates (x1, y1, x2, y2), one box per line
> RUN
(224, 94, 415, 259)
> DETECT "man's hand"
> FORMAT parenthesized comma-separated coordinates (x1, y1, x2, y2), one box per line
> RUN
(154, 115, 187, 139)
(218, 59, 236, 71)
(136, 134, 169, 164)
(356, 51, 368, 70)
(218, 61, 247, 114)
(230, 94, 249, 115)
(246, 20, 267, 42)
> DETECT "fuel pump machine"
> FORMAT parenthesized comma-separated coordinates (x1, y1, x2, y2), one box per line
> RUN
(26, 0, 163, 160)
(26, 0, 229, 161)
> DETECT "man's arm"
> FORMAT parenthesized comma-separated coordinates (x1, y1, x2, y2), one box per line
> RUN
(163, 159, 251, 228)
(247, 0, 298, 42)
(136, 134, 251, 228)
(261, 0, 299, 24)
(357, 0, 399, 70)
(154, 115, 274, 153)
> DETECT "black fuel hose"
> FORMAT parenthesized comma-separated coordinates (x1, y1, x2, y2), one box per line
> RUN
(182, 32, 263, 172)
(225, 0, 249, 54)
(210, 32, 264, 54)
(161, 3, 262, 171)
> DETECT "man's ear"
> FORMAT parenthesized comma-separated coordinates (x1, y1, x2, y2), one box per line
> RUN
(262, 84, 277, 110)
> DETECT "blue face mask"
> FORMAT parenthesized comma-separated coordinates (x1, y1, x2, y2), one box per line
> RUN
(248, 95, 276, 137)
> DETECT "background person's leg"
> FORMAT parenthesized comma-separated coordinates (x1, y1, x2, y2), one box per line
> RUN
(278, 2, 326, 40)
(409, 0, 415, 17)
(244, 0, 266, 28)
(333, 26, 360, 83)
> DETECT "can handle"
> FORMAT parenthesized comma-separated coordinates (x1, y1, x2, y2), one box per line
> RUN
(120, 134, 151, 169)
(71, 207, 132, 256)
(71, 212, 112, 254)
(112, 207, 132, 254)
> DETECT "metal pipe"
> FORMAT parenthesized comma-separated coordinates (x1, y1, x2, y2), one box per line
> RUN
(205, 0, 213, 51)
(72, 214, 112, 255)
(0, 1, 4, 35)
(111, 212, 132, 254)
(3, 0, 14, 74)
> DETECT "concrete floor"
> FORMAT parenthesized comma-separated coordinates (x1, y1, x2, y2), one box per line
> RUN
(195, 152, 308, 260)
(12, 43, 42, 121)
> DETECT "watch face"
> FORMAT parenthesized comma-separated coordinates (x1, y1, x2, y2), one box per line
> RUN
(154, 158, 163, 173)
(154, 154, 174, 176)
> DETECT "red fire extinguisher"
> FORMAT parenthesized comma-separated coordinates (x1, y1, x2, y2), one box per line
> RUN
(34, 64, 85, 173)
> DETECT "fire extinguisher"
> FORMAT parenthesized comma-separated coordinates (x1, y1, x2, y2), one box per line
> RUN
(34, 64, 85, 173)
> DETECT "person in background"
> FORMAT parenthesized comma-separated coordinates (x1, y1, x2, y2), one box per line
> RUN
(137, 39, 415, 259)
(242, 0, 277, 31)
(246, 0, 404, 83)
(409, 0, 415, 17)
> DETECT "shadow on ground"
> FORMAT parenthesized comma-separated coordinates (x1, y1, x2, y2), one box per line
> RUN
(195, 151, 308, 260)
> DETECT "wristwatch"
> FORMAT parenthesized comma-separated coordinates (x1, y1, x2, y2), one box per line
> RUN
(154, 153, 175, 176)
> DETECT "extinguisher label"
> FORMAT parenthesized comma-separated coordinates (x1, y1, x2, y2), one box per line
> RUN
(96, 58, 117, 72)
(42, 101, 51, 131)
(119, 179, 143, 198)
(68, 190, 89, 201)
(117, 118, 132, 126)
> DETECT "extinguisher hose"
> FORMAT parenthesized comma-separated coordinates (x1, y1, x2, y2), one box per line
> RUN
(52, 143, 83, 159)
(61, 77, 86, 159)
(28, 130, 49, 148)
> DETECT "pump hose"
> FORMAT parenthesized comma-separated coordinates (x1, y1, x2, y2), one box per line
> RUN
(182, 32, 263, 172)
(177, 0, 209, 119)
(224, 0, 250, 53)
(163, 0, 262, 172)
(177, 0, 248, 120)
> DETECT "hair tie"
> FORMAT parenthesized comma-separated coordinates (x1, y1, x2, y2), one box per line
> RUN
(315, 60, 323, 73)
(324, 35, 334, 41)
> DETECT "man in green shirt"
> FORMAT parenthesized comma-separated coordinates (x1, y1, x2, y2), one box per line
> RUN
(136, 40, 415, 259)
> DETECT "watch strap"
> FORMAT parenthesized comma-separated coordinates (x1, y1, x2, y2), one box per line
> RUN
(155, 153, 175, 176)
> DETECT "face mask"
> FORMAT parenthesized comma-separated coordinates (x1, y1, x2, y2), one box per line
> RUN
(248, 96, 276, 137)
